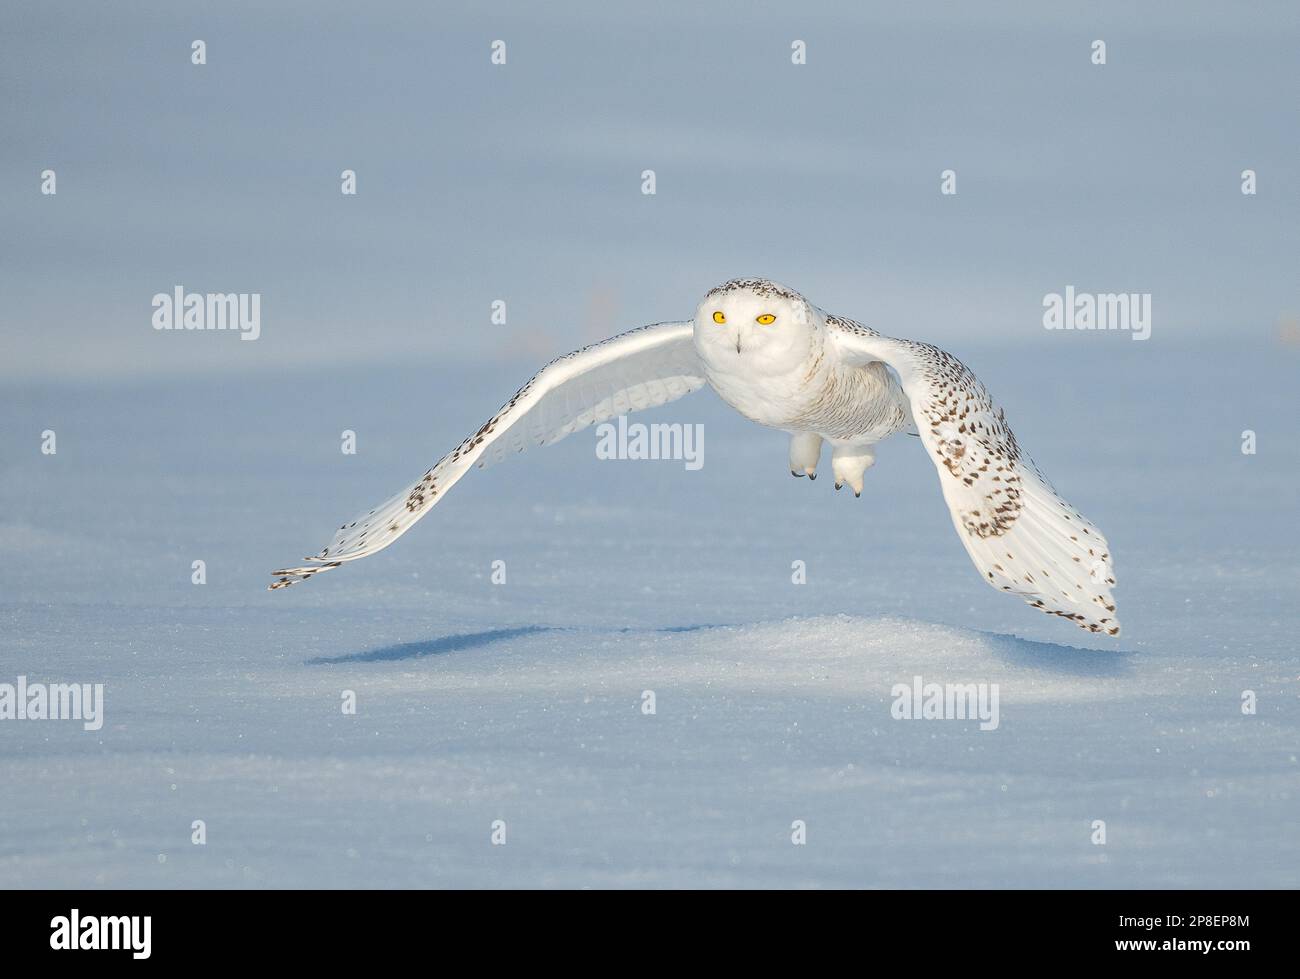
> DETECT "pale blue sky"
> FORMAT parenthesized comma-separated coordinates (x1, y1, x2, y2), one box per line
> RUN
(3, 0, 1297, 378)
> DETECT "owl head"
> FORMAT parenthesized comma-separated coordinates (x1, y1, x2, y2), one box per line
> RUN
(692, 278, 822, 369)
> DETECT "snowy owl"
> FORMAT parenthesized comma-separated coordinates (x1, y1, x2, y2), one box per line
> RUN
(270, 278, 1119, 636)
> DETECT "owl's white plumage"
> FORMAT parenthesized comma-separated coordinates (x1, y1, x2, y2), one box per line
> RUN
(271, 278, 1119, 636)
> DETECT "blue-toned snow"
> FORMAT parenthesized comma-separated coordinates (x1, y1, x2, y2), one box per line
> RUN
(1, 340, 1296, 887)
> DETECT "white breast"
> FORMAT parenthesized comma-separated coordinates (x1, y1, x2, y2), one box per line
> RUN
(703, 345, 910, 443)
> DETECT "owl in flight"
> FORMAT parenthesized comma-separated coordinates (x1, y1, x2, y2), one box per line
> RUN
(271, 278, 1119, 636)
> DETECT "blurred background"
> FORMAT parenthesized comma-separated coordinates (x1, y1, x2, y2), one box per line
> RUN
(2, 1, 1298, 889)
(3, 0, 1298, 380)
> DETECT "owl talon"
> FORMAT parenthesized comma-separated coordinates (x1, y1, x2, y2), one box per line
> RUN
(788, 432, 823, 482)
(831, 445, 875, 498)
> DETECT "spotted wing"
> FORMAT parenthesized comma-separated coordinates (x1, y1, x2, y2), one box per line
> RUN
(829, 321, 1119, 635)
(270, 321, 705, 588)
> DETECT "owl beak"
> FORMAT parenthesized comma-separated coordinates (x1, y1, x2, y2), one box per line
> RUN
(735, 335, 742, 354)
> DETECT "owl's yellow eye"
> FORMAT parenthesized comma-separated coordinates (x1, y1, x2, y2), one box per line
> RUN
(756, 313, 776, 325)
(712, 311, 726, 324)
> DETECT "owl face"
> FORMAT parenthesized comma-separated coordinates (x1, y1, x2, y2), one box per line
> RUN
(692, 279, 820, 371)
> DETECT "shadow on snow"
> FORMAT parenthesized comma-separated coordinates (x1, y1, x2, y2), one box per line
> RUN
(307, 619, 1133, 677)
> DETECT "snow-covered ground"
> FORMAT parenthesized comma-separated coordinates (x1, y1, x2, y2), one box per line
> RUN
(2, 339, 1297, 887)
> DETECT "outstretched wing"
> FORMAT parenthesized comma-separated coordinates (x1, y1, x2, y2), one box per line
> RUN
(270, 321, 705, 588)
(827, 319, 1120, 635)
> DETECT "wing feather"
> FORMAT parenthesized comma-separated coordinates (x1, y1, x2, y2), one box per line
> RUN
(270, 321, 705, 588)
(827, 321, 1120, 635)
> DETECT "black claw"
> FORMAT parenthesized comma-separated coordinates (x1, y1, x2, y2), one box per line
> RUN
(791, 470, 802, 478)
(809, 473, 816, 480)
(854, 490, 861, 498)
(835, 483, 842, 491)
